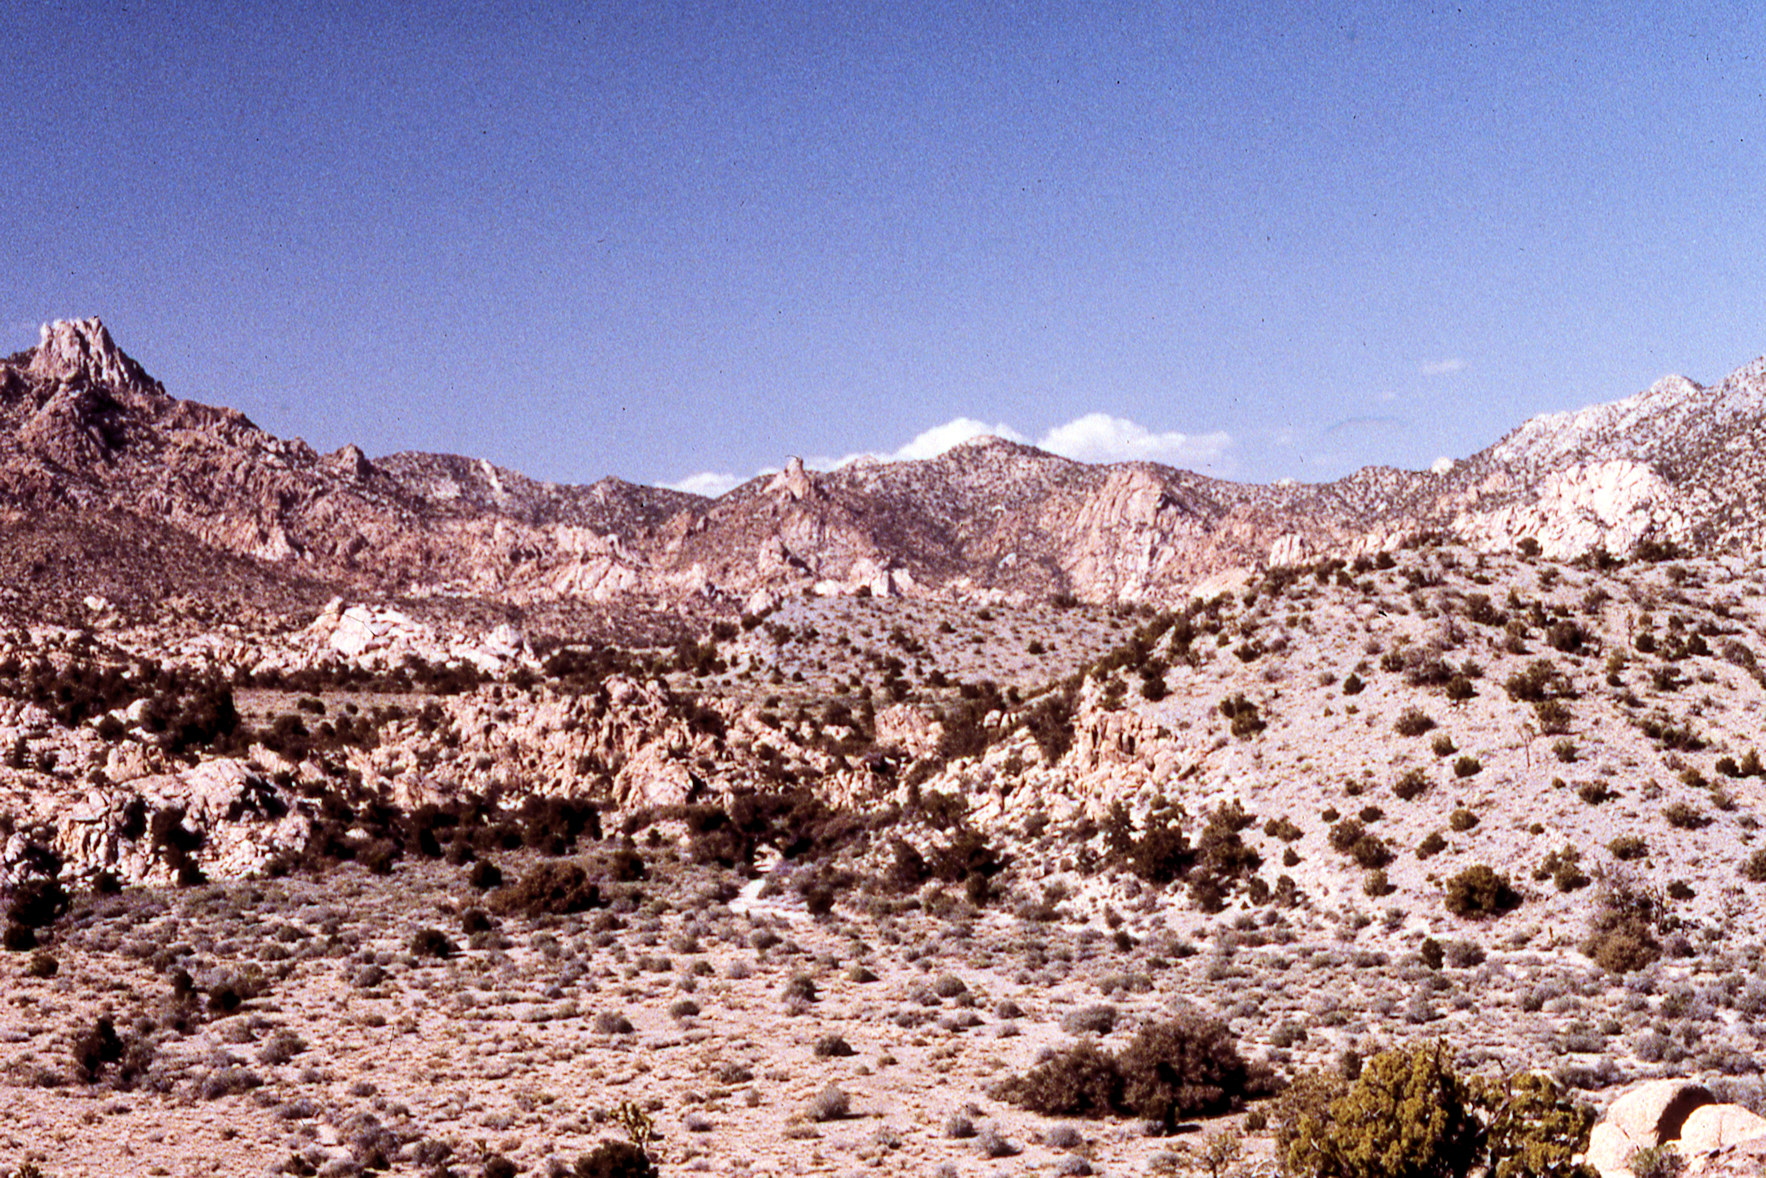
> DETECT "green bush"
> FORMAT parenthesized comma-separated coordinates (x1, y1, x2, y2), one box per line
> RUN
(1394, 708, 1437, 736)
(1626, 1145, 1686, 1178)
(1393, 769, 1430, 801)
(1444, 865, 1520, 918)
(1536, 846, 1590, 892)
(1661, 801, 1709, 830)
(410, 927, 457, 959)
(1117, 1011, 1272, 1131)
(1219, 693, 1267, 739)
(1475, 1072, 1598, 1178)
(997, 1013, 1269, 1130)
(1283, 1043, 1483, 1178)
(490, 860, 603, 918)
(1583, 873, 1664, 973)
(996, 1040, 1123, 1118)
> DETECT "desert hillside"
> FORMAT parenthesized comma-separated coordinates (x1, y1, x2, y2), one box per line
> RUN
(5, 321, 1766, 1175)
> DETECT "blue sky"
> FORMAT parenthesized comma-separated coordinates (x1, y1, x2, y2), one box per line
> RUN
(5, 1, 1763, 494)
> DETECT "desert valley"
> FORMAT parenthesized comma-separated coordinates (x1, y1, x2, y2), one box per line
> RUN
(5, 319, 1766, 1178)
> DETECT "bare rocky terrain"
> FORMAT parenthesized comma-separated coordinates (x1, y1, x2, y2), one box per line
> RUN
(5, 321, 1766, 1176)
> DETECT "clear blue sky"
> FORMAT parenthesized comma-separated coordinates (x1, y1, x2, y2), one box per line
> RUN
(6, 1, 1763, 493)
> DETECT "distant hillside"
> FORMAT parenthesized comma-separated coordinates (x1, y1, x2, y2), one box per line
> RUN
(2, 318, 1760, 622)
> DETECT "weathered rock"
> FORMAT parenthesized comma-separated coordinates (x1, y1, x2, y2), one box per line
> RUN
(1675, 1103, 1766, 1157)
(1587, 1079, 1715, 1178)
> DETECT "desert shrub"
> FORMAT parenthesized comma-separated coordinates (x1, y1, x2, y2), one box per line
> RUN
(1546, 621, 1587, 654)
(1742, 849, 1766, 883)
(516, 794, 601, 856)
(1284, 1043, 1484, 1178)
(1264, 815, 1303, 842)
(1117, 1012, 1271, 1131)
(1417, 831, 1447, 860)
(806, 1082, 852, 1121)
(358, 839, 398, 876)
(1583, 872, 1664, 973)
(1342, 674, 1364, 695)
(198, 1065, 263, 1100)
(1328, 818, 1366, 854)
(1662, 801, 1709, 830)
(1394, 708, 1436, 737)
(207, 967, 269, 1016)
(813, 1033, 853, 1057)
(885, 837, 928, 892)
(1636, 712, 1704, 751)
(1393, 769, 1430, 801)
(1062, 1004, 1119, 1036)
(1448, 808, 1479, 832)
(1000, 1014, 1264, 1131)
(257, 1029, 306, 1066)
(996, 1041, 1124, 1118)
(71, 1016, 124, 1082)
(1536, 846, 1591, 892)
(1420, 938, 1445, 970)
(1444, 940, 1485, 969)
(5, 849, 69, 947)
(1534, 699, 1573, 735)
(1553, 738, 1578, 762)
(927, 827, 1007, 905)
(1329, 819, 1392, 869)
(1505, 659, 1570, 703)
(939, 679, 1006, 760)
(1475, 1072, 1598, 1178)
(1578, 780, 1612, 805)
(1219, 693, 1266, 739)
(1608, 835, 1647, 861)
(1444, 865, 1520, 918)
(1192, 800, 1262, 894)
(490, 860, 603, 918)
(592, 1010, 634, 1034)
(1107, 796, 1193, 885)
(1627, 1145, 1686, 1178)
(1453, 755, 1482, 778)
(467, 860, 503, 889)
(1445, 675, 1476, 703)
(1023, 684, 1078, 765)
(410, 927, 457, 959)
(573, 1141, 658, 1178)
(1351, 834, 1393, 870)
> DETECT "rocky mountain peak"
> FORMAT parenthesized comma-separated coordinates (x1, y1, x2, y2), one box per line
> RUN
(767, 455, 816, 501)
(26, 317, 153, 390)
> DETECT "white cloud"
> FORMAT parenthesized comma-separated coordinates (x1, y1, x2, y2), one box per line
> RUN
(663, 470, 747, 497)
(886, 417, 1029, 462)
(806, 417, 1027, 471)
(662, 411, 1234, 495)
(1036, 413, 1234, 469)
(1420, 358, 1466, 377)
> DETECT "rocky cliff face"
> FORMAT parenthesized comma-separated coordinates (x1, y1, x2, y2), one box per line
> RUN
(3, 318, 1764, 620)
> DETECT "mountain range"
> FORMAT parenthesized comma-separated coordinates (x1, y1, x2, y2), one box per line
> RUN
(3, 317, 1758, 624)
